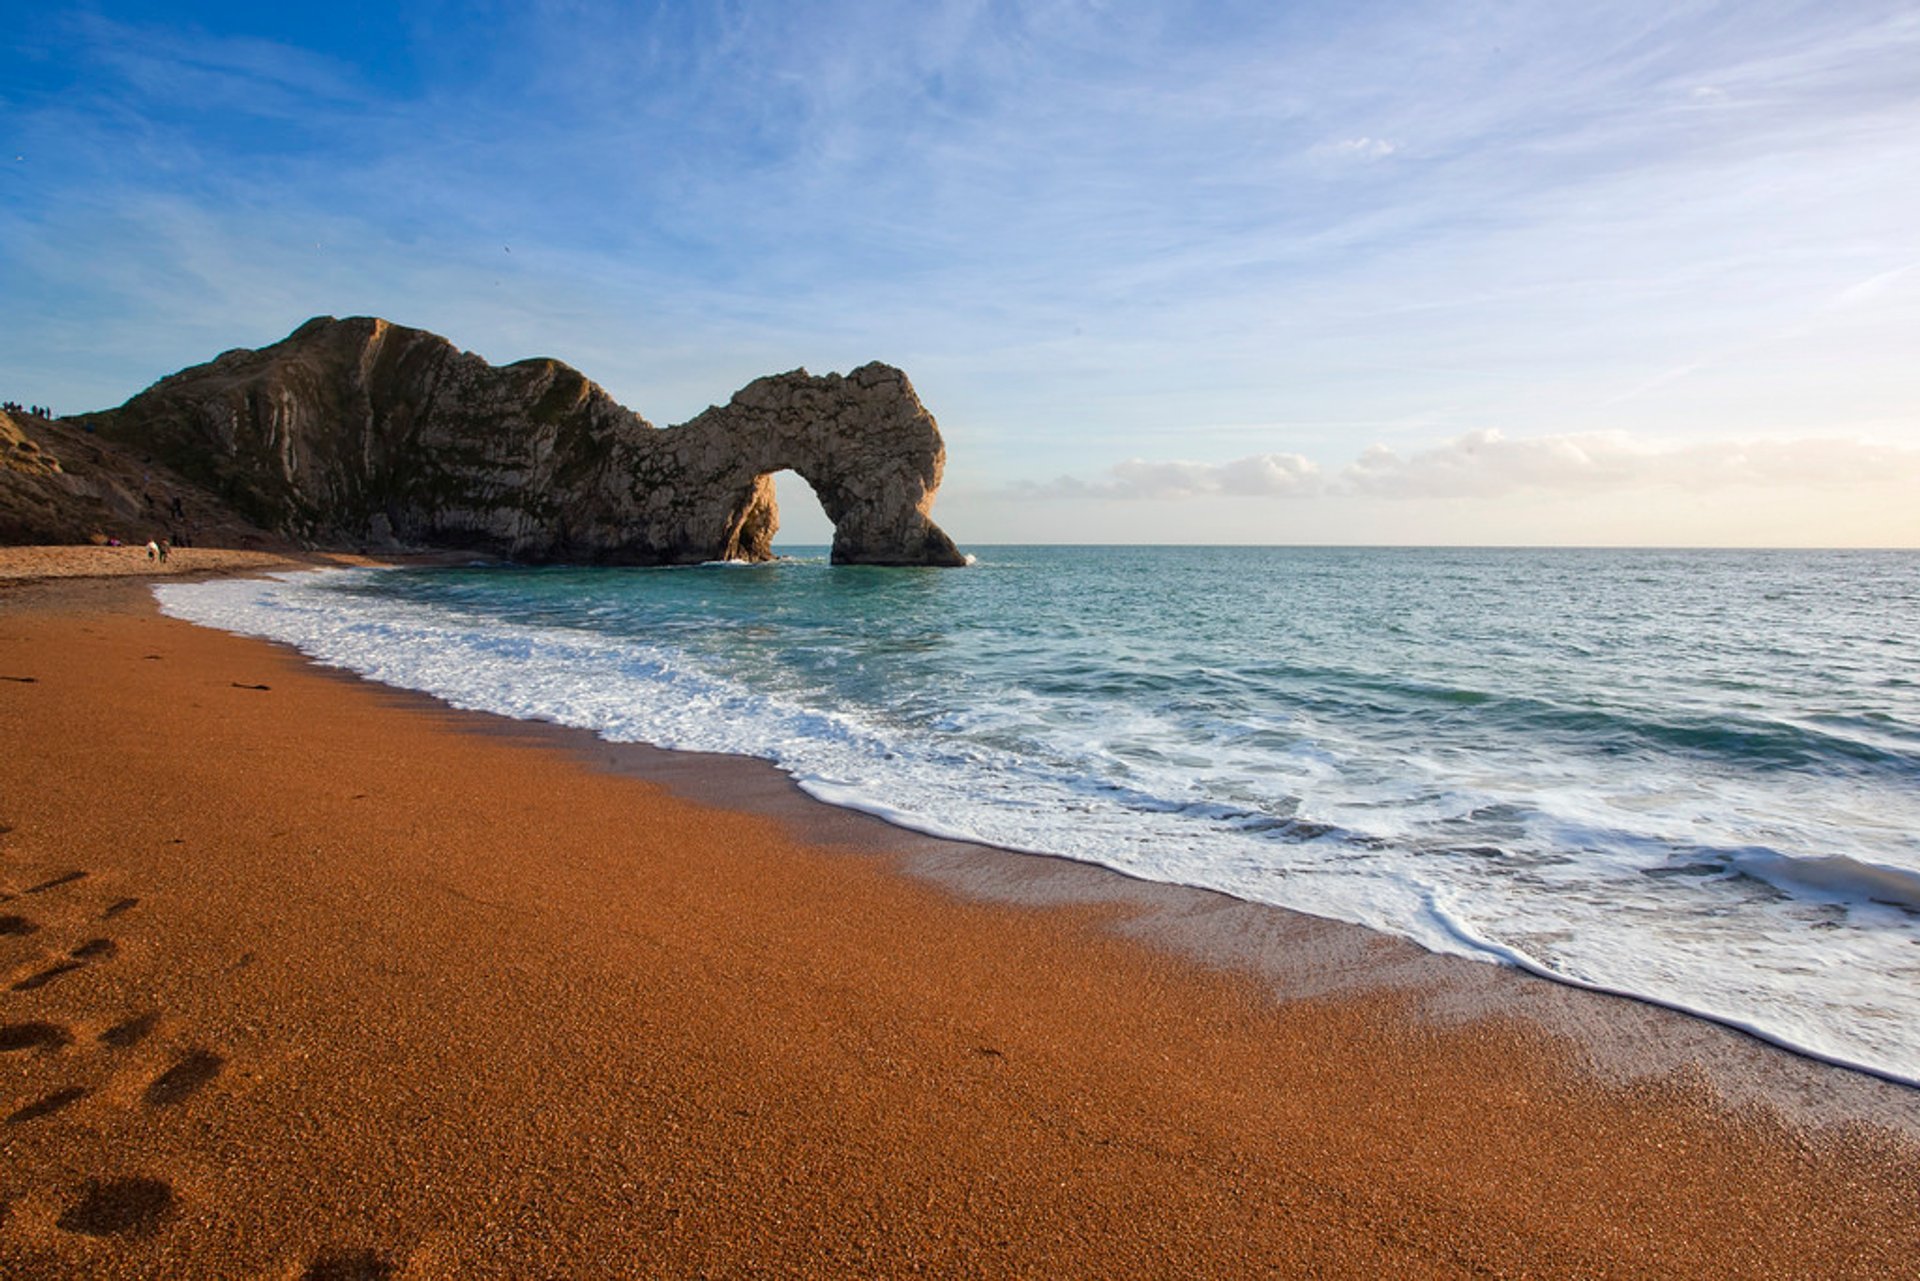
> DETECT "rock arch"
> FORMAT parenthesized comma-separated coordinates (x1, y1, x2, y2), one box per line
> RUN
(679, 363, 967, 566)
(79, 318, 968, 566)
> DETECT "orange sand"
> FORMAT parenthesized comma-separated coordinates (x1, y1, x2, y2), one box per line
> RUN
(2, 554, 1917, 1277)
(0, 545, 317, 582)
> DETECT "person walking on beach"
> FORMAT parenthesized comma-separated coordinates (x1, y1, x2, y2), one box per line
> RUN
(145, 539, 159, 561)
(157, 539, 170, 563)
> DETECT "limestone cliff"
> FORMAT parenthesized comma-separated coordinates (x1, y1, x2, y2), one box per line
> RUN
(0, 410, 61, 479)
(72, 317, 967, 566)
(0, 407, 280, 549)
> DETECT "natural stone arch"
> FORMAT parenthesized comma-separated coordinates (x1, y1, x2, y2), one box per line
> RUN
(78, 317, 968, 567)
(672, 362, 967, 566)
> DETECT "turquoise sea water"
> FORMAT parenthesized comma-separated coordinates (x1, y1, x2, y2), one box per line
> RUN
(157, 547, 1920, 1084)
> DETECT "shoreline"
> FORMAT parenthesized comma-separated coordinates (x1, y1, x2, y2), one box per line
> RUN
(147, 553, 1920, 1117)
(434, 692, 1920, 1136)
(4, 550, 1918, 1275)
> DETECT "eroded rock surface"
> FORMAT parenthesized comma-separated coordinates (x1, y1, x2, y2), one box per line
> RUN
(0, 406, 278, 548)
(1, 411, 63, 479)
(71, 316, 965, 565)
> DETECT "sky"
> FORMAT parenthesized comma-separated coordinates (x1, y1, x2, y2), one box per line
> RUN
(3, 1, 1918, 546)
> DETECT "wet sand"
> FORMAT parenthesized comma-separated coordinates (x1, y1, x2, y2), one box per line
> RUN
(2, 550, 1917, 1277)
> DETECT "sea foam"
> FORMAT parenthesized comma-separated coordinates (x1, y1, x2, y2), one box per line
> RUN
(155, 547, 1920, 1086)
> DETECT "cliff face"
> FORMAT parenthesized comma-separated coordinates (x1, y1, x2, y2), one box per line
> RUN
(1, 410, 62, 479)
(0, 407, 279, 549)
(75, 317, 966, 566)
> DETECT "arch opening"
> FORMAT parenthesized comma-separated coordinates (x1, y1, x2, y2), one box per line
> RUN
(766, 469, 835, 553)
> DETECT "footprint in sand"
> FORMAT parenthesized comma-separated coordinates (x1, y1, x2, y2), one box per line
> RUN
(8, 1086, 90, 1124)
(0, 1020, 72, 1052)
(12, 961, 86, 992)
(144, 1049, 224, 1107)
(302, 1246, 397, 1281)
(10, 938, 118, 991)
(8, 872, 231, 1249)
(55, 1177, 174, 1239)
(99, 1011, 159, 1050)
(22, 870, 87, 895)
(5, 882, 121, 985)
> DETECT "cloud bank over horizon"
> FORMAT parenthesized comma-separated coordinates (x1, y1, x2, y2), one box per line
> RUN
(1018, 430, 1920, 504)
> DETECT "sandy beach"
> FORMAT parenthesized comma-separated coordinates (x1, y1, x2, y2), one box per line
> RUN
(3, 549, 1918, 1278)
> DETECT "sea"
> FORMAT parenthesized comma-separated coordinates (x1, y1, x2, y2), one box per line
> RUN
(155, 546, 1920, 1086)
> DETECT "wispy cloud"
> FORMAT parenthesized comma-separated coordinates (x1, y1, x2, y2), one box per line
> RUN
(71, 14, 371, 116)
(1321, 136, 1400, 159)
(1023, 452, 1324, 500)
(1344, 430, 1920, 498)
(4, 1, 1919, 542)
(1025, 430, 1920, 502)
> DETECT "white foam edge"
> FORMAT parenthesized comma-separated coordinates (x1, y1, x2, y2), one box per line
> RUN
(1424, 889, 1920, 1090)
(154, 570, 1920, 1091)
(792, 776, 1228, 881)
(1731, 849, 1920, 913)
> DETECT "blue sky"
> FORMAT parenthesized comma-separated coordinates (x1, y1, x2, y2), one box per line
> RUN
(4, 1, 1918, 544)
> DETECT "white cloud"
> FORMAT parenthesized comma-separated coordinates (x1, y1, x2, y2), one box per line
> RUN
(1343, 429, 1920, 498)
(1345, 429, 1644, 498)
(1326, 136, 1399, 158)
(1025, 430, 1920, 502)
(1828, 260, 1920, 309)
(1214, 452, 1325, 495)
(1022, 452, 1323, 500)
